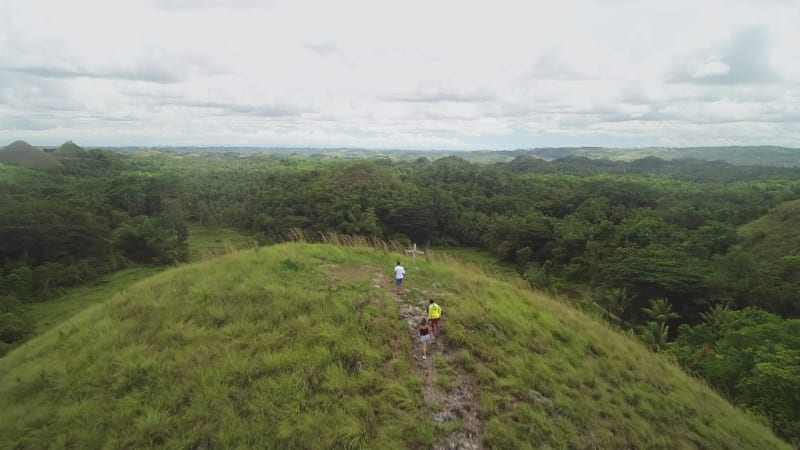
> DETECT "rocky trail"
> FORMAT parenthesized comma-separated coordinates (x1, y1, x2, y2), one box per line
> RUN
(373, 272, 482, 450)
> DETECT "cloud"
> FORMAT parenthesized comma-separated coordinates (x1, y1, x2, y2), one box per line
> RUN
(3, 65, 184, 84)
(1, 0, 799, 149)
(147, 0, 274, 11)
(172, 100, 308, 117)
(382, 83, 496, 103)
(300, 40, 340, 57)
(0, 116, 59, 131)
(525, 50, 593, 81)
(671, 28, 781, 85)
(690, 61, 731, 79)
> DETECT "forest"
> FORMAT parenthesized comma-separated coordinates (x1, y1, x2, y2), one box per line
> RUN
(1, 149, 799, 443)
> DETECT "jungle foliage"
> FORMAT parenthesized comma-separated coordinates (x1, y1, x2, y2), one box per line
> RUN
(2, 149, 800, 441)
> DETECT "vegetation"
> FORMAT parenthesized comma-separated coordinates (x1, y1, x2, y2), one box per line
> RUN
(25, 268, 161, 336)
(0, 243, 788, 449)
(185, 225, 258, 262)
(528, 145, 800, 167)
(55, 141, 86, 156)
(2, 144, 800, 441)
(671, 307, 800, 446)
(739, 199, 800, 266)
(0, 140, 62, 171)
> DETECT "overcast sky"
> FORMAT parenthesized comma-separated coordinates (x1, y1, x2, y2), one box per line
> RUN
(1, 0, 799, 149)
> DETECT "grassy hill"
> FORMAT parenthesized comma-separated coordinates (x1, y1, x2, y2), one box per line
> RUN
(55, 140, 86, 155)
(739, 199, 800, 265)
(0, 243, 788, 449)
(0, 140, 62, 171)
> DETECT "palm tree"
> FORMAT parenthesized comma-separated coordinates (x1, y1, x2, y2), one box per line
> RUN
(639, 321, 669, 352)
(699, 304, 731, 339)
(642, 298, 679, 327)
(699, 304, 730, 327)
(601, 287, 635, 327)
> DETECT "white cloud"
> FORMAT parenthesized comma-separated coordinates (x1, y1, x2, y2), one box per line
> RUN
(0, 0, 799, 149)
(691, 61, 731, 79)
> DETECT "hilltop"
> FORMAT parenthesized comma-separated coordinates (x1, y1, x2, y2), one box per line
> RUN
(55, 140, 86, 155)
(0, 140, 62, 171)
(0, 243, 787, 449)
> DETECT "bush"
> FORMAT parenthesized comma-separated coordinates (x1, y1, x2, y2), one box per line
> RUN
(0, 296, 33, 344)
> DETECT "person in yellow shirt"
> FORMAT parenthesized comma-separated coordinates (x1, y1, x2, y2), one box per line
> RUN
(428, 299, 442, 338)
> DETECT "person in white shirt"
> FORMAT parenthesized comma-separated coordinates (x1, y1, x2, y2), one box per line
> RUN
(394, 261, 405, 293)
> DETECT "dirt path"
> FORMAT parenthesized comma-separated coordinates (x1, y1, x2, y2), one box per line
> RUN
(373, 272, 482, 450)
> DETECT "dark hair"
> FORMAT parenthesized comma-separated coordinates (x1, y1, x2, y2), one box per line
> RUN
(429, 299, 434, 304)
(396, 261, 400, 265)
(420, 318, 427, 325)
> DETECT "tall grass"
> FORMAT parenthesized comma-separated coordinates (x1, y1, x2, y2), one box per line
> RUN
(186, 225, 259, 261)
(0, 243, 789, 449)
(286, 227, 407, 255)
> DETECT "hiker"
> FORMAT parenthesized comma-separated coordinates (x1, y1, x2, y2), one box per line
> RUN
(419, 318, 431, 360)
(428, 299, 442, 337)
(394, 261, 405, 293)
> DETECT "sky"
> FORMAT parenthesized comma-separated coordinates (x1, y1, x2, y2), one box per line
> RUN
(1, 0, 799, 150)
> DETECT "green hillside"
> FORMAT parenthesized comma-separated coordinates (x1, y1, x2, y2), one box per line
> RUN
(55, 140, 86, 155)
(0, 140, 62, 171)
(0, 243, 788, 449)
(739, 199, 800, 264)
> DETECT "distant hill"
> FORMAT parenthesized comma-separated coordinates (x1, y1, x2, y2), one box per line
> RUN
(0, 243, 788, 449)
(55, 140, 85, 155)
(100, 145, 800, 166)
(527, 146, 800, 167)
(739, 199, 800, 265)
(0, 140, 62, 170)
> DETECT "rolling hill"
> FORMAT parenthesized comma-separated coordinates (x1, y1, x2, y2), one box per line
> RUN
(0, 243, 789, 449)
(0, 140, 62, 171)
(739, 198, 800, 265)
(528, 146, 800, 167)
(55, 140, 86, 155)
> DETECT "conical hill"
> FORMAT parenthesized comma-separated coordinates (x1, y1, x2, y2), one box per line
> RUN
(0, 140, 62, 170)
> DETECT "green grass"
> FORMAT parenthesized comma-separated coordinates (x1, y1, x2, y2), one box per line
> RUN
(56, 141, 85, 155)
(739, 198, 800, 265)
(435, 247, 518, 280)
(25, 268, 161, 335)
(6, 227, 252, 353)
(0, 243, 789, 449)
(186, 224, 258, 261)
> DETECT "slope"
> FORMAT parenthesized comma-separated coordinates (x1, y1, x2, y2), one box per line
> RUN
(0, 243, 788, 449)
(739, 198, 800, 265)
(0, 140, 62, 171)
(55, 140, 86, 155)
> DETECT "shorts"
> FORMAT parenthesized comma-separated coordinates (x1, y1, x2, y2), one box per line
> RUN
(430, 318, 440, 328)
(420, 334, 431, 343)
(396, 278, 403, 286)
